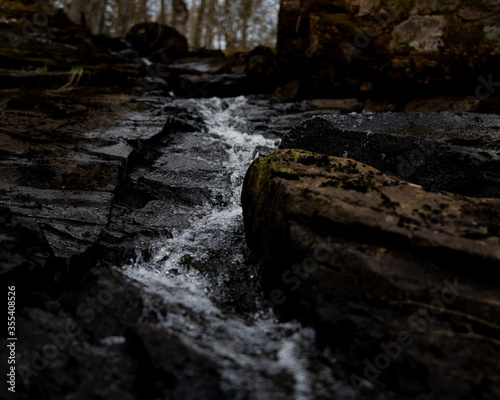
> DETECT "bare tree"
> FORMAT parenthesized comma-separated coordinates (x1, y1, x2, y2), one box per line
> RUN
(68, 0, 88, 25)
(113, 0, 136, 36)
(172, 0, 188, 35)
(138, 0, 148, 23)
(238, 0, 253, 49)
(203, 0, 217, 48)
(96, 0, 108, 33)
(159, 0, 166, 24)
(86, 0, 108, 34)
(191, 0, 207, 48)
(222, 0, 236, 49)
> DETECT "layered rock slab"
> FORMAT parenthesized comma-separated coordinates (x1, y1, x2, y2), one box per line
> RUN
(242, 148, 500, 398)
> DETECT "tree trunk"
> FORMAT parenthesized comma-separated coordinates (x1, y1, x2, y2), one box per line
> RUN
(223, 0, 235, 50)
(159, 0, 166, 25)
(68, 0, 88, 25)
(96, 0, 108, 34)
(172, 0, 188, 35)
(192, 0, 207, 48)
(138, 0, 147, 23)
(203, 0, 217, 48)
(238, 0, 253, 49)
(250, 0, 263, 46)
(87, 0, 106, 34)
(113, 0, 135, 36)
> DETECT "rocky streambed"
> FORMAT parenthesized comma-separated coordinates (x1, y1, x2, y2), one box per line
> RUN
(1, 93, 352, 400)
(2, 89, 500, 400)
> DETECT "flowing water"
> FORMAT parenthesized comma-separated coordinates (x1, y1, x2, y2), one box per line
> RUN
(121, 96, 356, 399)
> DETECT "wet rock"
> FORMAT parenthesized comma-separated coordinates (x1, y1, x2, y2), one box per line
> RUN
(9, 267, 142, 400)
(126, 22, 188, 59)
(272, 79, 302, 102)
(127, 324, 230, 400)
(279, 112, 500, 198)
(84, 140, 135, 166)
(91, 34, 132, 53)
(310, 98, 363, 114)
(0, 154, 119, 262)
(401, 95, 480, 112)
(164, 57, 228, 75)
(0, 91, 134, 268)
(139, 146, 233, 206)
(157, 50, 245, 80)
(244, 46, 277, 75)
(174, 73, 256, 98)
(241, 148, 500, 398)
(0, 207, 63, 291)
(159, 114, 206, 134)
(62, 267, 145, 339)
(142, 76, 170, 94)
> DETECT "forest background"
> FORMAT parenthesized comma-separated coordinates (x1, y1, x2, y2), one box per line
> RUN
(58, 0, 278, 50)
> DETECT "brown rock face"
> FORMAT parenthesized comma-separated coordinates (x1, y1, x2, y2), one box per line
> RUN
(242, 148, 500, 397)
(276, 0, 500, 97)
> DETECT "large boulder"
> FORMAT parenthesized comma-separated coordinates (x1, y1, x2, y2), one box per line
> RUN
(126, 22, 188, 59)
(277, 0, 500, 97)
(279, 112, 500, 198)
(127, 324, 230, 400)
(241, 148, 500, 398)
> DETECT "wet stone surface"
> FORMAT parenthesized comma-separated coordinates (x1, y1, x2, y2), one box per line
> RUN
(2, 86, 500, 400)
(2, 94, 363, 400)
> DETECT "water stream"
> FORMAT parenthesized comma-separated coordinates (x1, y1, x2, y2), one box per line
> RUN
(121, 96, 355, 399)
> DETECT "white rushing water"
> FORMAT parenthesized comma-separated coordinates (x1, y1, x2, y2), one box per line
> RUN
(122, 96, 354, 399)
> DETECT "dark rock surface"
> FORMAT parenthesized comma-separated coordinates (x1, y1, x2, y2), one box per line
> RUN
(0, 91, 130, 268)
(0, 207, 64, 293)
(280, 112, 500, 198)
(242, 148, 500, 399)
(126, 22, 189, 59)
(8, 267, 142, 400)
(175, 73, 256, 98)
(127, 324, 230, 400)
